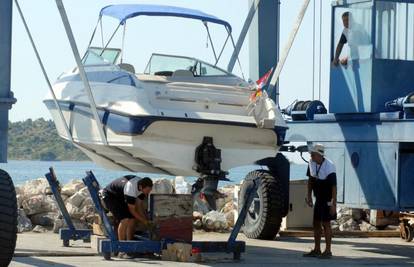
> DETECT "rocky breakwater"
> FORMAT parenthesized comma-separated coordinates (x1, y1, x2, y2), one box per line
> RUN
(16, 178, 94, 233)
(15, 176, 240, 234)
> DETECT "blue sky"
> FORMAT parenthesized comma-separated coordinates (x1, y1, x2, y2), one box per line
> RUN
(10, 0, 333, 122)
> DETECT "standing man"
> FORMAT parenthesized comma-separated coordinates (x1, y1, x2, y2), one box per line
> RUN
(303, 144, 337, 259)
(102, 175, 153, 244)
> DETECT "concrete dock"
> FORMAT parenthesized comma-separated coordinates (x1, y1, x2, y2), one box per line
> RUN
(10, 232, 414, 266)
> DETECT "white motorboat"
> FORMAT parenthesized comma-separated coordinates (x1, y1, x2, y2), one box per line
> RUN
(44, 4, 287, 177)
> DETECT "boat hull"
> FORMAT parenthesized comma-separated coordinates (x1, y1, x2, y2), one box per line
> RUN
(46, 101, 285, 176)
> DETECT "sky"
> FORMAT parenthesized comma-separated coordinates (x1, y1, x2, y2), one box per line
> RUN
(10, 0, 334, 122)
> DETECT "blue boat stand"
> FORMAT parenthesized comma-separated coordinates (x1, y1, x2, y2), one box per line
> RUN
(82, 171, 257, 261)
(44, 167, 92, 247)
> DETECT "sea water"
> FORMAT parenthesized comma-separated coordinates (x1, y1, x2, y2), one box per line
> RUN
(0, 160, 308, 187)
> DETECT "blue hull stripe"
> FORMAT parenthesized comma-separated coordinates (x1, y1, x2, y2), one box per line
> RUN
(44, 99, 287, 145)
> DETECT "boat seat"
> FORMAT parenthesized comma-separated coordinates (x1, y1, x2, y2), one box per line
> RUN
(172, 70, 194, 78)
(118, 63, 136, 74)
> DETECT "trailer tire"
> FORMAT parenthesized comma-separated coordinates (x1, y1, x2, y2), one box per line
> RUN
(0, 170, 17, 267)
(239, 170, 287, 240)
(400, 224, 413, 242)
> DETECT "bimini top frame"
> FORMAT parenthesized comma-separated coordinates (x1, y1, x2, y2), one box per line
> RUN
(99, 4, 232, 30)
(90, 4, 240, 72)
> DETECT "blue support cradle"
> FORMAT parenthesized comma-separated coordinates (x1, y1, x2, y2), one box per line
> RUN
(83, 170, 248, 261)
(44, 167, 91, 247)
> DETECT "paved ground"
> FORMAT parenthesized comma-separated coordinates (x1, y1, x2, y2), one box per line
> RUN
(10, 232, 414, 266)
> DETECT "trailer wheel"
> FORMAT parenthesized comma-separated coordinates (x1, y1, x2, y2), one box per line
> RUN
(400, 224, 413, 242)
(63, 239, 70, 247)
(0, 170, 17, 267)
(103, 252, 111, 260)
(239, 170, 287, 240)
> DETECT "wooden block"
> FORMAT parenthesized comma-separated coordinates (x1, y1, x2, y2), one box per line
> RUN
(150, 194, 193, 242)
(91, 235, 106, 252)
(92, 222, 106, 236)
(370, 210, 399, 227)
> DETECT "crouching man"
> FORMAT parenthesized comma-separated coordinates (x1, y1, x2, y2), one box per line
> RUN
(303, 144, 337, 259)
(102, 175, 153, 244)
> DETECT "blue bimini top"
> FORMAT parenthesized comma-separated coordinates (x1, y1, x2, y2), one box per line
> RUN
(100, 4, 232, 32)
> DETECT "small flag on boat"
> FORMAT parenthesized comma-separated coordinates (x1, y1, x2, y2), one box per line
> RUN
(250, 68, 273, 101)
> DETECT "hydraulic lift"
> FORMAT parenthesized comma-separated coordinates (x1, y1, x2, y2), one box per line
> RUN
(44, 168, 92, 247)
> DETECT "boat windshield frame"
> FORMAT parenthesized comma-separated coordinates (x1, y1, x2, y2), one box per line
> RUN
(82, 47, 121, 66)
(85, 4, 242, 76)
(143, 53, 235, 77)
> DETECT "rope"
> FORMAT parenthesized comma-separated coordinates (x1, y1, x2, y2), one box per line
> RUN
(318, 0, 322, 100)
(14, 0, 73, 142)
(312, 0, 316, 101)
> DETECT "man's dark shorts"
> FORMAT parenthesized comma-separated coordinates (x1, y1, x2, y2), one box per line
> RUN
(314, 201, 337, 222)
(102, 193, 133, 221)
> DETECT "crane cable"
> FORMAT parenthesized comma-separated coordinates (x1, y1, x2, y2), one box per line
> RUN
(312, 0, 316, 101)
(268, 0, 311, 106)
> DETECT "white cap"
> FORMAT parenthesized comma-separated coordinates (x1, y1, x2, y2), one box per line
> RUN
(309, 143, 325, 156)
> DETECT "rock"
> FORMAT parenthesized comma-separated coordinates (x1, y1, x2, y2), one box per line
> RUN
(152, 178, 175, 194)
(193, 194, 210, 215)
(225, 210, 237, 228)
(30, 212, 58, 227)
(32, 225, 48, 233)
(331, 223, 340, 231)
(339, 218, 360, 231)
(218, 186, 235, 203)
(215, 198, 227, 212)
(67, 187, 89, 208)
(220, 201, 235, 214)
(351, 209, 365, 221)
(17, 209, 32, 233)
(66, 202, 83, 220)
(22, 195, 44, 215)
(359, 221, 376, 232)
(21, 195, 58, 215)
(16, 194, 23, 208)
(202, 211, 228, 231)
(80, 197, 93, 210)
(193, 219, 202, 229)
(174, 176, 191, 194)
(15, 186, 23, 195)
(193, 211, 203, 220)
(61, 180, 85, 196)
(21, 178, 50, 198)
(44, 195, 59, 213)
(53, 218, 65, 233)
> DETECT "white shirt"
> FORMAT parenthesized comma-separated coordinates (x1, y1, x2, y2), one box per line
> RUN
(123, 177, 144, 203)
(308, 158, 336, 180)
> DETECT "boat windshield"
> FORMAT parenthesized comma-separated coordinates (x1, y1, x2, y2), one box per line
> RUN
(144, 54, 231, 77)
(82, 47, 121, 66)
